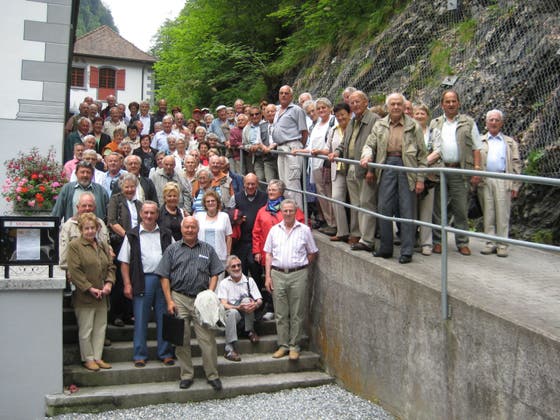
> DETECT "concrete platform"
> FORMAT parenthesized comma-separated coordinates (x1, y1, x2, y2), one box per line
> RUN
(311, 232, 560, 420)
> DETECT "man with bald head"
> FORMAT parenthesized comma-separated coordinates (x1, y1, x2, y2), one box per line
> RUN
(271, 85, 308, 209)
(361, 93, 427, 263)
(157, 216, 224, 391)
(232, 173, 268, 288)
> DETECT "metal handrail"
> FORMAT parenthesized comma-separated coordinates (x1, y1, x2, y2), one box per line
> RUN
(244, 148, 560, 319)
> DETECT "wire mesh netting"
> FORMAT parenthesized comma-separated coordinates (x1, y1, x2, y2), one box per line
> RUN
(293, 0, 560, 177)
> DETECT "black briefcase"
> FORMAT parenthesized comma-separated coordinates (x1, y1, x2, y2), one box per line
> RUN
(162, 313, 184, 346)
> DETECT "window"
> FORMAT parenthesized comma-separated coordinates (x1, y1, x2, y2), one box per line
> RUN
(99, 68, 116, 89)
(71, 67, 85, 88)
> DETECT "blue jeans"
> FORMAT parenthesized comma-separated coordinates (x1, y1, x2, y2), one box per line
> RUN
(133, 274, 173, 361)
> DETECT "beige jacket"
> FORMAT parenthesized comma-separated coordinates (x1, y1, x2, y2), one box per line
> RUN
(480, 133, 522, 192)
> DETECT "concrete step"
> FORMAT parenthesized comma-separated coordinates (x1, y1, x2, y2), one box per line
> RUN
(46, 371, 335, 416)
(64, 351, 322, 387)
(63, 320, 278, 343)
(63, 335, 279, 365)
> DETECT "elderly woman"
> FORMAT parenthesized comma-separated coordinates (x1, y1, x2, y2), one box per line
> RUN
(90, 116, 111, 154)
(173, 136, 188, 169)
(107, 173, 142, 327)
(198, 141, 210, 166)
(413, 103, 441, 256)
(158, 182, 185, 240)
(191, 167, 219, 213)
(148, 151, 166, 179)
(184, 155, 198, 186)
(194, 190, 232, 266)
(319, 102, 352, 242)
(67, 212, 115, 371)
(252, 179, 305, 267)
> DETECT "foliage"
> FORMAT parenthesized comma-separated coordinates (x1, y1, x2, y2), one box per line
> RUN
(524, 149, 545, 175)
(456, 19, 477, 44)
(2, 148, 67, 214)
(430, 40, 453, 76)
(76, 0, 118, 37)
(531, 229, 553, 244)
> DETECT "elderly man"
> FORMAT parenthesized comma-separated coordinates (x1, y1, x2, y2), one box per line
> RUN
(63, 142, 85, 180)
(208, 105, 228, 142)
(262, 104, 280, 182)
(232, 173, 268, 286)
(479, 109, 522, 257)
(329, 90, 379, 252)
(65, 102, 89, 134)
(216, 255, 263, 362)
(137, 101, 154, 135)
(264, 199, 318, 361)
(342, 87, 357, 105)
(52, 161, 109, 222)
(154, 98, 168, 123)
(71, 149, 105, 184)
(151, 115, 174, 153)
(100, 152, 127, 197)
(430, 90, 482, 256)
(271, 85, 308, 209)
(150, 155, 192, 212)
(65, 117, 91, 162)
(100, 94, 116, 120)
(157, 216, 224, 391)
(103, 107, 127, 139)
(119, 201, 174, 367)
(361, 93, 427, 264)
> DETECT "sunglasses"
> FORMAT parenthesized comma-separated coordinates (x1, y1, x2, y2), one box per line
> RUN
(229, 263, 241, 268)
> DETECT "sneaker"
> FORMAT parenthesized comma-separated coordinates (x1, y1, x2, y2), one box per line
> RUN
(224, 350, 241, 362)
(262, 312, 274, 321)
(421, 246, 432, 256)
(496, 247, 508, 258)
(480, 245, 497, 255)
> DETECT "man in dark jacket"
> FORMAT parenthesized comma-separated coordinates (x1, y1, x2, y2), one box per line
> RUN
(118, 201, 174, 367)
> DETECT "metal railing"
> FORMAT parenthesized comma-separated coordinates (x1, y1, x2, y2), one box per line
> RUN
(238, 148, 560, 320)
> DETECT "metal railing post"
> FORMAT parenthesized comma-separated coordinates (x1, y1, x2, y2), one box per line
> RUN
(440, 171, 449, 320)
(302, 154, 309, 226)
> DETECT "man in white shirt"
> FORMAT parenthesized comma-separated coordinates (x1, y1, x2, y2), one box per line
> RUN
(216, 255, 263, 362)
(429, 90, 482, 256)
(479, 109, 522, 257)
(264, 199, 318, 361)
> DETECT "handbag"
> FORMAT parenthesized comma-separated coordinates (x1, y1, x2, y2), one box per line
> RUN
(162, 313, 184, 346)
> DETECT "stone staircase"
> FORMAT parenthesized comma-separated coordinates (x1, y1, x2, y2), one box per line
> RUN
(45, 306, 333, 416)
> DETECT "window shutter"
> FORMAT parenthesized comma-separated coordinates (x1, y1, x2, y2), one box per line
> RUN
(116, 69, 126, 90)
(89, 66, 99, 88)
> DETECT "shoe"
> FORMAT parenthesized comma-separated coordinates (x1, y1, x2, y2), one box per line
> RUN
(134, 360, 146, 368)
(421, 246, 432, 256)
(458, 246, 471, 256)
(104, 338, 111, 347)
(433, 244, 442, 254)
(262, 312, 274, 321)
(319, 226, 337, 236)
(224, 350, 241, 362)
(497, 248, 508, 258)
(347, 236, 360, 245)
(480, 245, 497, 255)
(399, 255, 413, 264)
(95, 359, 112, 369)
(83, 360, 100, 372)
(207, 378, 223, 391)
(350, 242, 373, 252)
(272, 348, 288, 358)
(162, 357, 175, 366)
(330, 235, 349, 242)
(373, 251, 392, 258)
(289, 350, 300, 361)
(179, 379, 193, 389)
(248, 330, 259, 343)
(113, 318, 125, 327)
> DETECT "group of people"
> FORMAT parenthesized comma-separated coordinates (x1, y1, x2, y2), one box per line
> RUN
(56, 84, 521, 390)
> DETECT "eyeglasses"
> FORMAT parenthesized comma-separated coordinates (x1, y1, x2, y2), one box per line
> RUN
(205, 199, 217, 203)
(250, 113, 260, 116)
(229, 264, 241, 268)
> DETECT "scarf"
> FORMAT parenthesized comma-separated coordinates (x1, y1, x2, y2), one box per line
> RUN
(266, 196, 283, 214)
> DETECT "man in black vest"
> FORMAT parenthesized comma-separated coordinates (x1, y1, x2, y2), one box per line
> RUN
(232, 173, 268, 290)
(118, 201, 174, 368)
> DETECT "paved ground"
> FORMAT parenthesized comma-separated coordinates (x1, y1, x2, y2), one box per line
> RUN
(49, 384, 395, 420)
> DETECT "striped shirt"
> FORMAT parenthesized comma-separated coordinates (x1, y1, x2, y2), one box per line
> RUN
(263, 220, 318, 269)
(155, 239, 224, 296)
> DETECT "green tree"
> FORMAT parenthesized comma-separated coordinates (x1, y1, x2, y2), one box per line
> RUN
(77, 0, 118, 37)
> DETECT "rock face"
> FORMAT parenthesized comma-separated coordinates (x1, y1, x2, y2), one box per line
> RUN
(289, 0, 560, 242)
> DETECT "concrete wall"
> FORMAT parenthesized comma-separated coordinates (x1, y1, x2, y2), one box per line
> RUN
(0, 277, 65, 420)
(309, 236, 560, 420)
